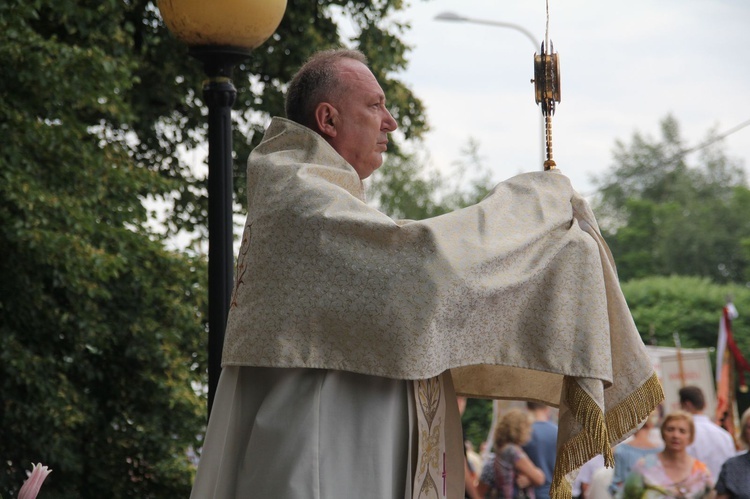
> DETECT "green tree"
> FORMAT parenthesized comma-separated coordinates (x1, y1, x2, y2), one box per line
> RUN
(592, 115, 750, 283)
(370, 138, 495, 220)
(621, 276, 750, 352)
(461, 398, 494, 451)
(0, 2, 207, 494)
(1, 0, 427, 496)
(369, 151, 447, 219)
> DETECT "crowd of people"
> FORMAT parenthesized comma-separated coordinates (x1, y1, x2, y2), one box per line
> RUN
(466, 386, 750, 499)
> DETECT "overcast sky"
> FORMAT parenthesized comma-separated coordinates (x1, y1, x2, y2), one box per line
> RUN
(386, 0, 750, 195)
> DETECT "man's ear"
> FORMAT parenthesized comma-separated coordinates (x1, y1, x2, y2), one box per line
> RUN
(314, 102, 338, 138)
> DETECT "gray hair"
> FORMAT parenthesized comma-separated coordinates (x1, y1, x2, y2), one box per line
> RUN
(285, 49, 368, 130)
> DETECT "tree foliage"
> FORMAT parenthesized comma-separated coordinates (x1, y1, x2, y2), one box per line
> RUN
(0, 0, 427, 496)
(0, 2, 207, 495)
(370, 138, 495, 220)
(621, 276, 750, 353)
(592, 115, 750, 283)
(461, 398, 494, 451)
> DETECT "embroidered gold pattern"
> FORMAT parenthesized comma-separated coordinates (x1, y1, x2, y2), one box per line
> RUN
(418, 376, 441, 428)
(415, 377, 445, 499)
(229, 223, 251, 309)
(418, 471, 439, 499)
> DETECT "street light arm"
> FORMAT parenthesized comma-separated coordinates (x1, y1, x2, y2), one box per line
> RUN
(435, 11, 539, 50)
(434, 10, 545, 168)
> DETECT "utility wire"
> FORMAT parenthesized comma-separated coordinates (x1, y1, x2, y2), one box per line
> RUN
(579, 118, 750, 198)
(679, 118, 750, 156)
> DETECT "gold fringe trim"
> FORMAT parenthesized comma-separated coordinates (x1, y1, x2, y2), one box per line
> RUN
(549, 373, 664, 499)
(604, 373, 664, 446)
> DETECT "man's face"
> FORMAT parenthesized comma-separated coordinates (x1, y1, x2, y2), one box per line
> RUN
(324, 59, 398, 179)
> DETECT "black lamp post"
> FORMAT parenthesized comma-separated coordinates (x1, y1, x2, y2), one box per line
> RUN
(193, 46, 247, 417)
(157, 0, 287, 416)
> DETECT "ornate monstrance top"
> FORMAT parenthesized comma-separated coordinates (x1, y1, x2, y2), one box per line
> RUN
(533, 0, 562, 171)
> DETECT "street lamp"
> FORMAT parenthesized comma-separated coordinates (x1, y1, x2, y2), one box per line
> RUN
(158, 0, 287, 416)
(435, 11, 545, 167)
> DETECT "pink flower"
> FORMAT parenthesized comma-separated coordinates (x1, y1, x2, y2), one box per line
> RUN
(17, 463, 52, 499)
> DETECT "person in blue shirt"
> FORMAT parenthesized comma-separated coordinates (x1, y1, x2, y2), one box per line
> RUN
(522, 402, 558, 499)
(609, 412, 662, 497)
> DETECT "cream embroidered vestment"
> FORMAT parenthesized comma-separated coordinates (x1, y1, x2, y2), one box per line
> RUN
(222, 118, 663, 498)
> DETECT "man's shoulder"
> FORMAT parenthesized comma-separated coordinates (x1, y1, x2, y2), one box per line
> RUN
(692, 415, 735, 449)
(693, 415, 724, 430)
(696, 416, 732, 436)
(722, 451, 750, 472)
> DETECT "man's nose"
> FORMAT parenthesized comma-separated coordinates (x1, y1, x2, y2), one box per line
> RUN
(382, 109, 398, 132)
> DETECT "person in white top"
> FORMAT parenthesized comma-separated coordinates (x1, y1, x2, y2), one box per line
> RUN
(587, 467, 614, 499)
(571, 454, 604, 498)
(678, 385, 736, 479)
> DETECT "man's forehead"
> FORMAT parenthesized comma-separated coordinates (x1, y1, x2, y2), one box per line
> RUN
(335, 57, 371, 76)
(335, 59, 385, 96)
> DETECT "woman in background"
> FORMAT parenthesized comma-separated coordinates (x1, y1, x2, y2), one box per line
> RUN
(477, 408, 545, 498)
(609, 412, 662, 496)
(623, 410, 713, 499)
